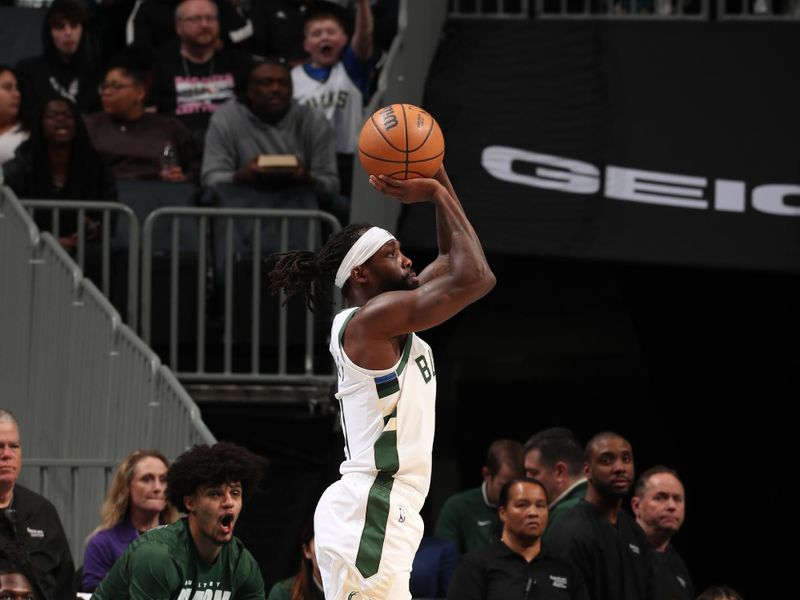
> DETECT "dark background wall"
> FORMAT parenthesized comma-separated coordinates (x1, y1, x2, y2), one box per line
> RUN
(202, 18, 799, 599)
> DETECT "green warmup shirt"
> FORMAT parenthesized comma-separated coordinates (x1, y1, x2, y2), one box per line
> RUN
(92, 518, 265, 599)
(434, 483, 498, 554)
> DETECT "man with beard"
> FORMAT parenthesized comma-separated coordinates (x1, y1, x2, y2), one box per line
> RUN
(546, 432, 652, 600)
(201, 58, 339, 202)
(91, 442, 268, 599)
(268, 167, 496, 599)
(632, 467, 694, 600)
(149, 0, 250, 151)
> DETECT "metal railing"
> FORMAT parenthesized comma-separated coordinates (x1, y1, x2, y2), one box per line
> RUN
(450, 0, 530, 18)
(20, 199, 140, 329)
(1, 184, 215, 563)
(534, 0, 709, 18)
(449, 0, 800, 18)
(717, 0, 800, 19)
(140, 206, 342, 384)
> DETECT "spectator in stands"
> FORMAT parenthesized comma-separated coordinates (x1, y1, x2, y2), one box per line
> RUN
(85, 62, 197, 182)
(435, 439, 523, 554)
(15, 0, 100, 119)
(291, 0, 375, 198)
(128, 0, 253, 59)
(0, 410, 76, 600)
(523, 427, 587, 534)
(202, 58, 339, 204)
(546, 431, 652, 600)
(447, 477, 589, 600)
(81, 449, 178, 592)
(148, 0, 251, 151)
(2, 97, 116, 251)
(267, 517, 324, 600)
(0, 65, 28, 165)
(0, 537, 45, 600)
(696, 586, 744, 600)
(91, 442, 268, 599)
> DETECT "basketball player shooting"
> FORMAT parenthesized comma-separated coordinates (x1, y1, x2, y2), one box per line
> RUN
(268, 166, 495, 599)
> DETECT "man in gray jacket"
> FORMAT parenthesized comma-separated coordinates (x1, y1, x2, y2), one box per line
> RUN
(202, 58, 340, 210)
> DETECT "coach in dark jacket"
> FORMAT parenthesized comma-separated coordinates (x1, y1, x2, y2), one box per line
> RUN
(0, 410, 75, 600)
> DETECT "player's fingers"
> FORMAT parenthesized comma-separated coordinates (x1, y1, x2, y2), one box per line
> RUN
(377, 174, 404, 189)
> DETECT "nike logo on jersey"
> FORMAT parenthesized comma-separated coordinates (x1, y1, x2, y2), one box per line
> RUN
(477, 520, 491, 527)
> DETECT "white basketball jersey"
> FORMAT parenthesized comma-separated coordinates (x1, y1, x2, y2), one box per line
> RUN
(292, 62, 363, 154)
(330, 308, 437, 497)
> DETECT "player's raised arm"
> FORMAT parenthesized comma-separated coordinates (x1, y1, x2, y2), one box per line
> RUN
(359, 169, 496, 337)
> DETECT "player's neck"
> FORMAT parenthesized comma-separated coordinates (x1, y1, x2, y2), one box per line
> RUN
(189, 519, 224, 564)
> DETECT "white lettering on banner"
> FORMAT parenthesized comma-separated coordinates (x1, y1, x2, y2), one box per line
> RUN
(605, 166, 707, 209)
(752, 185, 800, 216)
(480, 145, 800, 217)
(714, 179, 747, 213)
(481, 146, 600, 194)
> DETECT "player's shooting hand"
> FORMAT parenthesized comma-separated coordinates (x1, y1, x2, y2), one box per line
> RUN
(369, 174, 445, 204)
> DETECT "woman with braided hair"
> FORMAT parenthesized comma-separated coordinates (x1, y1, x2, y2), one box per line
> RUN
(269, 166, 495, 600)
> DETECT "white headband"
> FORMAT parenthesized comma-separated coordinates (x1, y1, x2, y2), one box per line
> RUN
(335, 227, 396, 289)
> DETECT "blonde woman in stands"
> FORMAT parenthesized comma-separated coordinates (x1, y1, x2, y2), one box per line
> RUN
(0, 65, 28, 165)
(81, 449, 177, 592)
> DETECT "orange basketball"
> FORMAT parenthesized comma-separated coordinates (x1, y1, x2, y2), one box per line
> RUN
(358, 103, 445, 180)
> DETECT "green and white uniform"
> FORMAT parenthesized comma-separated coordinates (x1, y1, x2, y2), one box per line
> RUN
(92, 518, 265, 600)
(315, 307, 437, 600)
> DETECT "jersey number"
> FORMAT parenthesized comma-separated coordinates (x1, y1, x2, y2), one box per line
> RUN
(415, 352, 435, 383)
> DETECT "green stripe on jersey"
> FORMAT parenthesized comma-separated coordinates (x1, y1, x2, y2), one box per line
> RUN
(355, 473, 394, 578)
(396, 334, 413, 375)
(338, 309, 358, 348)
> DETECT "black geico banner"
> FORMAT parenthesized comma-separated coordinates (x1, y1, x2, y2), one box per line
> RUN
(399, 21, 800, 272)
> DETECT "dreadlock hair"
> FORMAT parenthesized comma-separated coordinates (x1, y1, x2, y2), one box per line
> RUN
(166, 442, 268, 513)
(269, 222, 370, 311)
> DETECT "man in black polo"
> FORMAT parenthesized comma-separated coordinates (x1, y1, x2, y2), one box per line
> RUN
(546, 431, 653, 600)
(447, 477, 589, 600)
(632, 466, 694, 600)
(0, 410, 74, 600)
